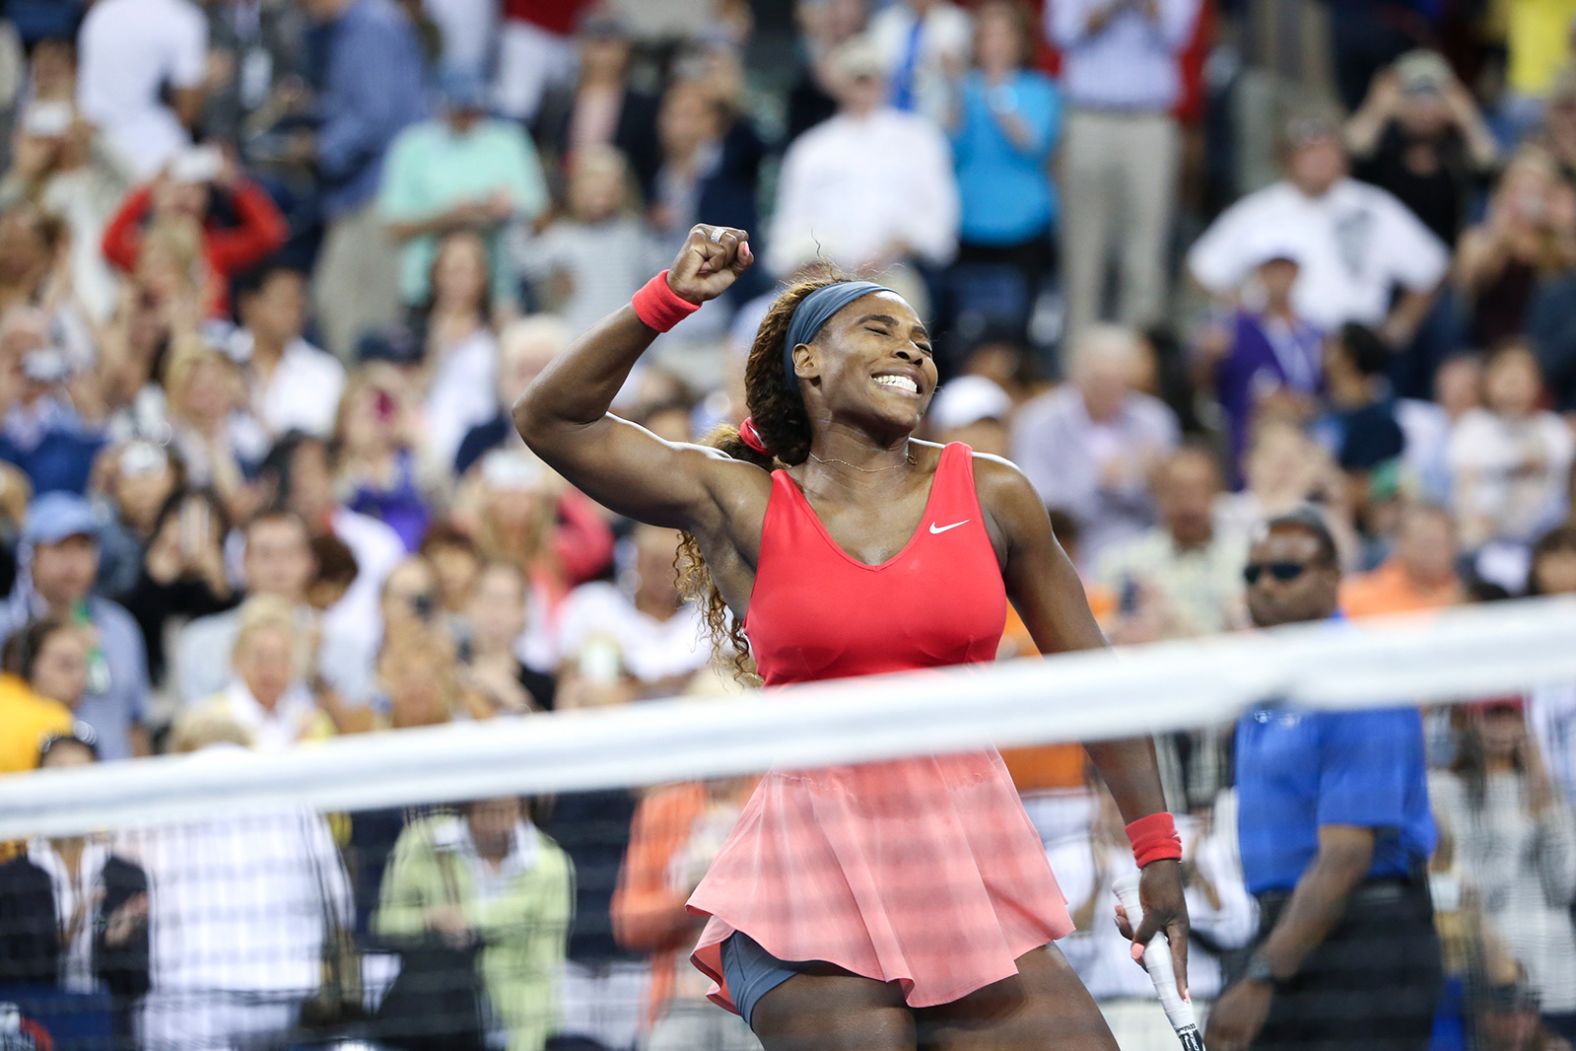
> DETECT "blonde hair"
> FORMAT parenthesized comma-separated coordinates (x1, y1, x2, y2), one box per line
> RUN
(170, 706, 254, 753)
(161, 335, 235, 404)
(136, 216, 206, 292)
(231, 594, 303, 673)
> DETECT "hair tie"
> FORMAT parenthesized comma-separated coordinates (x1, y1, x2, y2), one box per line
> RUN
(738, 417, 769, 456)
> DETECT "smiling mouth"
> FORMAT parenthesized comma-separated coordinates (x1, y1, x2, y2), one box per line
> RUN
(874, 375, 920, 395)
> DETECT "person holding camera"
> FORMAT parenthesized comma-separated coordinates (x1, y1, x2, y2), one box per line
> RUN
(100, 144, 286, 319)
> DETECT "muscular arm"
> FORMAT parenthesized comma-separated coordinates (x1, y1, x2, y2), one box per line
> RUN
(1257, 825, 1374, 979)
(511, 225, 758, 531)
(977, 455, 1189, 990)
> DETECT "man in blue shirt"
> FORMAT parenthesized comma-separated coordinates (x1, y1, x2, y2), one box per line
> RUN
(302, 0, 428, 359)
(1210, 508, 1440, 1051)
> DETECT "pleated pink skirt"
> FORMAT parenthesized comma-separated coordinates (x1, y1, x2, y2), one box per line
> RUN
(687, 749, 1075, 1013)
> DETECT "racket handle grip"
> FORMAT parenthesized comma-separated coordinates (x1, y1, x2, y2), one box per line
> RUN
(1113, 873, 1198, 1031)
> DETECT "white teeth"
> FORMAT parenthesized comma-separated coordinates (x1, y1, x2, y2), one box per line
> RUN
(875, 375, 919, 394)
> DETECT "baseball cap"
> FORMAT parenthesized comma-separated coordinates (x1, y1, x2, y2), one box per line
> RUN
(23, 491, 97, 546)
(437, 68, 489, 113)
(1463, 695, 1524, 717)
(930, 376, 1011, 431)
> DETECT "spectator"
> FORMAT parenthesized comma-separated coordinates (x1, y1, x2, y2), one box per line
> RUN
(927, 374, 1011, 457)
(1315, 322, 1407, 482)
(374, 796, 574, 1051)
(1456, 147, 1576, 354)
(1340, 502, 1464, 618)
(0, 41, 136, 323)
(1215, 420, 1346, 549)
(1526, 525, 1576, 810)
(234, 263, 346, 441)
(1010, 324, 1180, 565)
(612, 778, 760, 1051)
(1196, 240, 1323, 485)
(1188, 112, 1449, 345)
(159, 337, 269, 519)
(1212, 508, 1439, 1049)
(555, 525, 708, 695)
(783, 0, 869, 144)
(1540, 64, 1576, 185)
(0, 620, 73, 775)
(1050, 0, 1199, 341)
(376, 623, 462, 728)
(867, 0, 971, 125)
(199, 0, 307, 150)
(946, 0, 1060, 340)
(416, 230, 504, 476)
(336, 362, 431, 552)
(0, 492, 149, 760)
(379, 69, 549, 315)
(0, 306, 107, 496)
(0, 205, 70, 321)
(1051, 783, 1255, 1046)
(91, 440, 184, 597)
(531, 13, 661, 200)
(75, 0, 207, 177)
(1431, 700, 1576, 1041)
(464, 451, 614, 669)
(1345, 50, 1500, 248)
(118, 488, 235, 688)
(1449, 341, 1574, 551)
(519, 145, 661, 348)
(649, 75, 765, 282)
(304, 0, 429, 360)
(258, 430, 407, 655)
(494, 0, 592, 123)
(132, 728, 352, 1051)
(175, 508, 367, 707)
(1096, 445, 1245, 640)
(187, 594, 333, 750)
(454, 314, 569, 477)
(421, 521, 481, 624)
(0, 726, 150, 1042)
(100, 147, 288, 319)
(765, 35, 958, 284)
(460, 559, 555, 715)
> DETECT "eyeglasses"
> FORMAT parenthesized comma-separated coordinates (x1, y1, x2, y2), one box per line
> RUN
(1243, 561, 1316, 586)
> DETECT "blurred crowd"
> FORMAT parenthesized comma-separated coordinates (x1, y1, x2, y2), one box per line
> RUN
(0, 0, 1572, 1049)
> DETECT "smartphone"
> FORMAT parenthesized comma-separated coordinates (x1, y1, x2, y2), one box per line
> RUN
(23, 101, 73, 139)
(171, 144, 224, 184)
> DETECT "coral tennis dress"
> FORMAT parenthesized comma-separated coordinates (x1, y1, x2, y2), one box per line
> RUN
(687, 442, 1075, 1012)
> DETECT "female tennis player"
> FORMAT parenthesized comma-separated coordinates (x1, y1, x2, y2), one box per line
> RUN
(514, 224, 1189, 1050)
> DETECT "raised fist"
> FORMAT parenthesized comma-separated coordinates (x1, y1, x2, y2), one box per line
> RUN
(667, 224, 753, 305)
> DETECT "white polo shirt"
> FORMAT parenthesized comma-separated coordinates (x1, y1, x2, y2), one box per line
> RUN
(77, 0, 207, 177)
(1187, 178, 1449, 330)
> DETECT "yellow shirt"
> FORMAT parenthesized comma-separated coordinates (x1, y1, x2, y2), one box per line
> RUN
(1508, 0, 1576, 95)
(0, 674, 73, 775)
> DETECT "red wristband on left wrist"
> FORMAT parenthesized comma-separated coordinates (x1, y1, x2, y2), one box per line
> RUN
(1125, 812, 1183, 868)
(631, 270, 701, 332)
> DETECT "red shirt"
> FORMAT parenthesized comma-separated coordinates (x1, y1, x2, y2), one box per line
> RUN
(501, 0, 594, 35)
(101, 180, 287, 318)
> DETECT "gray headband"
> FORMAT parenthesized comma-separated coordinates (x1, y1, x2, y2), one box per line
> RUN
(782, 281, 894, 392)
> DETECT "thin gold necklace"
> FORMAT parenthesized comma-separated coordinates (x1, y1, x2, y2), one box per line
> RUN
(807, 446, 914, 473)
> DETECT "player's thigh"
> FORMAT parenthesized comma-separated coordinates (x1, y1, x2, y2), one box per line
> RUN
(919, 945, 1119, 1051)
(750, 968, 918, 1051)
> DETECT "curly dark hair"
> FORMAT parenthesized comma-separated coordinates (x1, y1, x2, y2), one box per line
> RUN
(674, 266, 852, 681)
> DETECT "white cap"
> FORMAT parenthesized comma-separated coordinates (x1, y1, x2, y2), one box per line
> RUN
(1243, 228, 1303, 269)
(930, 376, 1012, 431)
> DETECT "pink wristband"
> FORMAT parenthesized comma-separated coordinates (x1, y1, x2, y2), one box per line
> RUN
(1125, 812, 1183, 868)
(631, 270, 701, 333)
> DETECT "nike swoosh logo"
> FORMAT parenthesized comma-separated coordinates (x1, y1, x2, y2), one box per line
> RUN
(929, 520, 969, 535)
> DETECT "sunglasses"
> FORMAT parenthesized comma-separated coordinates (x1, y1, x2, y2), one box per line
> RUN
(1243, 561, 1317, 586)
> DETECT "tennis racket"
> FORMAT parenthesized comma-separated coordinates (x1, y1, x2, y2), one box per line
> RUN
(1112, 873, 1206, 1051)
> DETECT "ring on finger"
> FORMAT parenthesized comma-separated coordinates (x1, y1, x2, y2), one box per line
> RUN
(710, 227, 726, 243)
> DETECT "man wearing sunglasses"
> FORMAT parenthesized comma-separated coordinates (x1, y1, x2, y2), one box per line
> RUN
(1208, 508, 1440, 1051)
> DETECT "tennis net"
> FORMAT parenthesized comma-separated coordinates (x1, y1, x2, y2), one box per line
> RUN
(3, 597, 1576, 1051)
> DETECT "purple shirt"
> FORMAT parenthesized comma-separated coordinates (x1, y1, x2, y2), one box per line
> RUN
(1215, 309, 1323, 484)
